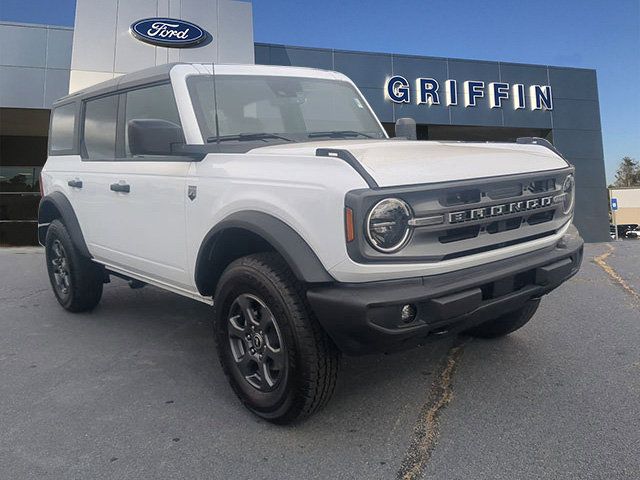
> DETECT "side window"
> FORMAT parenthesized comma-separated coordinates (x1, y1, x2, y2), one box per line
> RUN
(49, 103, 76, 154)
(187, 76, 216, 141)
(83, 95, 118, 160)
(124, 83, 182, 158)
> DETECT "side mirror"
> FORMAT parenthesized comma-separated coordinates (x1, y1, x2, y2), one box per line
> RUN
(128, 119, 185, 156)
(395, 117, 417, 140)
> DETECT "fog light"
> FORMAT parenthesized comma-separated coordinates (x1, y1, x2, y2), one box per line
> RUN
(401, 304, 417, 323)
(556, 236, 569, 249)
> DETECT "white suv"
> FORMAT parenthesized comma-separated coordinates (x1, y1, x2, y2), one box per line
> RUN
(39, 63, 583, 423)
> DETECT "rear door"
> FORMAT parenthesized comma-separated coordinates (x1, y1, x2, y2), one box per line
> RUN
(45, 102, 91, 237)
(80, 84, 192, 290)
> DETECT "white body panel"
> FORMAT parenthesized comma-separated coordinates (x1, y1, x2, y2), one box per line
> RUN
(254, 139, 568, 187)
(184, 153, 368, 283)
(42, 63, 573, 303)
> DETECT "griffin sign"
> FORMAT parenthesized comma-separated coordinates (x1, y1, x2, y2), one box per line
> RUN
(385, 75, 553, 110)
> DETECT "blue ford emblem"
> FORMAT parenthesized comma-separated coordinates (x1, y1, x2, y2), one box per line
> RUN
(130, 18, 208, 48)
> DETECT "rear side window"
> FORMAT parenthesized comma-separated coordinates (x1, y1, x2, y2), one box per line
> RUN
(49, 103, 76, 154)
(83, 94, 118, 160)
(124, 83, 182, 158)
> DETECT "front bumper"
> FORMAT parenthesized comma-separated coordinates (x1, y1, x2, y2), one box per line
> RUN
(307, 226, 583, 355)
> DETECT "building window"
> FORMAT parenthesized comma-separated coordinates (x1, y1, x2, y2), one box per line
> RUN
(83, 95, 118, 160)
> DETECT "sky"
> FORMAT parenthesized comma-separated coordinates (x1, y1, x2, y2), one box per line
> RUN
(1, 0, 638, 182)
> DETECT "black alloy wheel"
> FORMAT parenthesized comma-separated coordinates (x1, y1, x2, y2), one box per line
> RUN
(227, 293, 287, 392)
(50, 239, 71, 299)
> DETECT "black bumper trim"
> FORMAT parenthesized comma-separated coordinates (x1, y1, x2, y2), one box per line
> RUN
(307, 228, 584, 355)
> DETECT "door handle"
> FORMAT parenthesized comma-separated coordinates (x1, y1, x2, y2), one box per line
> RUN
(67, 179, 83, 188)
(110, 182, 130, 193)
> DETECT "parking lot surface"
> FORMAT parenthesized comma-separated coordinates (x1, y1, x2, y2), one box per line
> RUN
(1, 242, 638, 479)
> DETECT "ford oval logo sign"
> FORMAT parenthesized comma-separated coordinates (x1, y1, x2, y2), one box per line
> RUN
(130, 18, 208, 48)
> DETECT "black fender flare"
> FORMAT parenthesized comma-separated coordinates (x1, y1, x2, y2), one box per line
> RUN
(195, 211, 334, 295)
(38, 191, 91, 258)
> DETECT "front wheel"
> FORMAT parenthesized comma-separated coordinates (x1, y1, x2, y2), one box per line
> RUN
(464, 299, 540, 338)
(213, 252, 340, 424)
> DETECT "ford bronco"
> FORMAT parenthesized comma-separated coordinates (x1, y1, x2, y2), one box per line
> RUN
(39, 63, 583, 423)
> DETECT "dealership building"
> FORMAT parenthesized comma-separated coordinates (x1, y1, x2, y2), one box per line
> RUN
(0, 0, 609, 244)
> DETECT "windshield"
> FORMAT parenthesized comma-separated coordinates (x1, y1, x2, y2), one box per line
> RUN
(187, 74, 386, 143)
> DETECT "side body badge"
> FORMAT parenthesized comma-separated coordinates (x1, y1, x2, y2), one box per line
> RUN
(188, 185, 197, 201)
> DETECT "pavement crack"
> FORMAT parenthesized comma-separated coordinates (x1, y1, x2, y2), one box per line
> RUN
(593, 244, 639, 303)
(397, 339, 466, 480)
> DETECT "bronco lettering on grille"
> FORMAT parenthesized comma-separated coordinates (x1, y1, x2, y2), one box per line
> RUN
(449, 195, 554, 224)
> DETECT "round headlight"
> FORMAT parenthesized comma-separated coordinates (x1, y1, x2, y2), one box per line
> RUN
(366, 198, 412, 253)
(562, 174, 575, 214)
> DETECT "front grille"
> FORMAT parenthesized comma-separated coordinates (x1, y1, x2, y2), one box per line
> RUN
(345, 167, 574, 264)
(486, 216, 523, 234)
(528, 210, 555, 225)
(439, 225, 481, 243)
(403, 171, 569, 261)
(441, 230, 557, 260)
(527, 178, 556, 194)
(486, 184, 523, 200)
(369, 169, 571, 262)
(444, 189, 481, 206)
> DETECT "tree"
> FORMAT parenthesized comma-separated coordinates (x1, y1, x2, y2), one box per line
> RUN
(613, 157, 640, 187)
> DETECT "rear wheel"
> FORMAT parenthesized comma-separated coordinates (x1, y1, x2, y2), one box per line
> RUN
(45, 219, 103, 312)
(213, 252, 340, 424)
(464, 299, 540, 338)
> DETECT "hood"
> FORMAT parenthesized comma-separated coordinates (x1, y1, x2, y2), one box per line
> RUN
(251, 139, 569, 188)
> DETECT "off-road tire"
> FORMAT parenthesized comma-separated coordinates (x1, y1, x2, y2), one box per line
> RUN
(464, 299, 540, 339)
(45, 219, 103, 312)
(213, 252, 340, 424)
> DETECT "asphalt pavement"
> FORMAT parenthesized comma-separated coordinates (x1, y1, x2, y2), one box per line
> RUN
(0, 242, 638, 479)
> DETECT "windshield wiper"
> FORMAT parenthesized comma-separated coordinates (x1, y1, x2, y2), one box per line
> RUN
(207, 133, 294, 143)
(307, 130, 374, 139)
